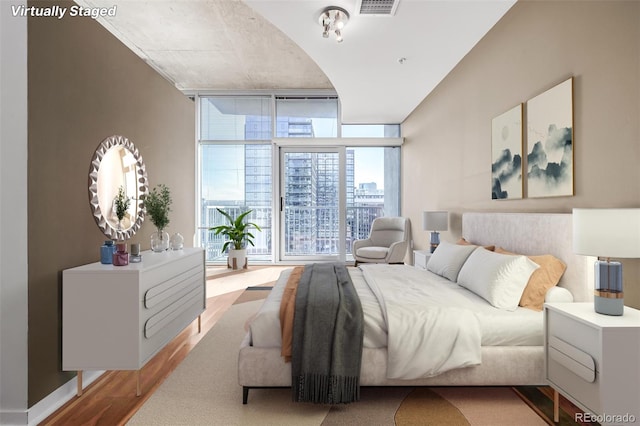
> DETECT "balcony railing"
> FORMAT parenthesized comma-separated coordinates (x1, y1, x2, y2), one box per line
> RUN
(200, 205, 384, 262)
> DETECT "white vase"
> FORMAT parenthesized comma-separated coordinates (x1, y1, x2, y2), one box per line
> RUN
(151, 229, 170, 252)
(227, 248, 247, 270)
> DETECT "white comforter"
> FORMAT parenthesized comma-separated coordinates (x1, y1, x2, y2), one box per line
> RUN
(360, 264, 482, 379)
(249, 265, 543, 380)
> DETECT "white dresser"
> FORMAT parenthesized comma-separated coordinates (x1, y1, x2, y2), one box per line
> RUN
(63, 247, 206, 395)
(544, 302, 640, 425)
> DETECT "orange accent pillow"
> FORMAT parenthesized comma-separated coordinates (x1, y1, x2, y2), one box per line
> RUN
(494, 247, 567, 311)
(457, 238, 495, 252)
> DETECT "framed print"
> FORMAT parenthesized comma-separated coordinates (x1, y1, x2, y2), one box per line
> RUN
(491, 104, 523, 200)
(526, 77, 574, 198)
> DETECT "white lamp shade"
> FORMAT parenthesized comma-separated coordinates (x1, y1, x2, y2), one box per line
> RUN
(422, 211, 448, 231)
(573, 208, 640, 258)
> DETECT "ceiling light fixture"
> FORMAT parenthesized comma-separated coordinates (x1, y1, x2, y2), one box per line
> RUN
(318, 7, 350, 43)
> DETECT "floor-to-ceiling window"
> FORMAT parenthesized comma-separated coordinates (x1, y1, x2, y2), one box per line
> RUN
(345, 146, 401, 259)
(198, 96, 273, 262)
(196, 93, 402, 264)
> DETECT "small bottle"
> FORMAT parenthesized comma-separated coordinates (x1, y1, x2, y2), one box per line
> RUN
(113, 242, 129, 266)
(130, 243, 142, 263)
(100, 240, 115, 264)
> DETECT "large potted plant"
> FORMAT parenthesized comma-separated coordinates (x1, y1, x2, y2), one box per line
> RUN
(145, 184, 172, 252)
(209, 208, 261, 269)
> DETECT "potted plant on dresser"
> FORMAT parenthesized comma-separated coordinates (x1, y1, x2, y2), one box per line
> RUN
(145, 184, 172, 252)
(209, 208, 261, 269)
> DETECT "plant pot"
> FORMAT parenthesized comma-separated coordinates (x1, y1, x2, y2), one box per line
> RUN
(227, 248, 248, 270)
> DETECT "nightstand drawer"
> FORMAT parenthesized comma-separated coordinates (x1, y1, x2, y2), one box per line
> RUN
(548, 336, 595, 382)
(548, 350, 600, 414)
(547, 309, 601, 368)
(546, 306, 602, 415)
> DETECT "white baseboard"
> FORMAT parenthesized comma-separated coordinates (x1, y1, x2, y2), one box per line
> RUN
(0, 410, 28, 426)
(27, 371, 104, 426)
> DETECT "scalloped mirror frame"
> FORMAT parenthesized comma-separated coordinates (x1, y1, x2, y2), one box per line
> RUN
(88, 135, 148, 240)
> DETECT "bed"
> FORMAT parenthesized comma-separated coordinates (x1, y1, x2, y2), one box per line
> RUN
(238, 212, 594, 403)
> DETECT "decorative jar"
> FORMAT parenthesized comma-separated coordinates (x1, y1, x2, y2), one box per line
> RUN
(151, 229, 170, 252)
(113, 242, 129, 266)
(170, 232, 184, 250)
(130, 243, 142, 263)
(100, 240, 116, 264)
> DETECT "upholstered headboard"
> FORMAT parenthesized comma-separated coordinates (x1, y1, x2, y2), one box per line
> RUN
(462, 212, 593, 302)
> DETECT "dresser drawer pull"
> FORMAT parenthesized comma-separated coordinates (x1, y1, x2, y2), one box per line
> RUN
(144, 286, 203, 338)
(549, 338, 595, 383)
(144, 267, 202, 308)
(549, 335, 595, 371)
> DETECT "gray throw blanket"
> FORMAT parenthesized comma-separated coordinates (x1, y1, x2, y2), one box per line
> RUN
(291, 263, 364, 404)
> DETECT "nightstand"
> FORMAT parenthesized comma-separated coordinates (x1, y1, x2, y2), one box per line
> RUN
(544, 302, 640, 425)
(413, 250, 431, 270)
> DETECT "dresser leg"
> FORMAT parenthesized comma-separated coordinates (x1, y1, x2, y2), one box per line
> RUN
(76, 370, 83, 396)
(136, 370, 141, 396)
(553, 389, 559, 422)
(198, 314, 202, 333)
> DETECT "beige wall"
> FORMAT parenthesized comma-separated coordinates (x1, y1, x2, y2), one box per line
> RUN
(28, 1, 195, 405)
(402, 1, 640, 307)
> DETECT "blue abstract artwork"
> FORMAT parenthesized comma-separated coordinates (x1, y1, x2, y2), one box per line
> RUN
(526, 78, 574, 198)
(491, 104, 523, 200)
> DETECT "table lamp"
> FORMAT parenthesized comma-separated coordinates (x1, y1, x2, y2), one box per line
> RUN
(423, 211, 448, 253)
(573, 208, 640, 315)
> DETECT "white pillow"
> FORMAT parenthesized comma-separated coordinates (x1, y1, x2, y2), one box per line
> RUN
(426, 241, 478, 282)
(545, 286, 574, 303)
(457, 248, 540, 311)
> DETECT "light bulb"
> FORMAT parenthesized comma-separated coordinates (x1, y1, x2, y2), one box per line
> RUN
(334, 12, 345, 30)
(335, 29, 343, 43)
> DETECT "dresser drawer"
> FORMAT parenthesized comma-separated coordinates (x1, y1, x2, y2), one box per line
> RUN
(144, 266, 203, 310)
(140, 253, 203, 296)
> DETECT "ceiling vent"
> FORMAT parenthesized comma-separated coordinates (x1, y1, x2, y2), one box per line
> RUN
(356, 0, 399, 16)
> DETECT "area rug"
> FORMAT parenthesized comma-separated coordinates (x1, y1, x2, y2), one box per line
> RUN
(127, 297, 549, 426)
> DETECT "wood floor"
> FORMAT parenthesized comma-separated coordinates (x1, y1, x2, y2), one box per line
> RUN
(39, 288, 244, 426)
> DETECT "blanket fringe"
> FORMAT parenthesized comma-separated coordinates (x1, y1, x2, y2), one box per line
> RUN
(293, 374, 360, 404)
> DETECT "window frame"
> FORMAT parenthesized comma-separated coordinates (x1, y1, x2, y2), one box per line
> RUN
(193, 92, 403, 264)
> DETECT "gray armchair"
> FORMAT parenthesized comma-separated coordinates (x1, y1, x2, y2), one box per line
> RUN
(353, 217, 411, 266)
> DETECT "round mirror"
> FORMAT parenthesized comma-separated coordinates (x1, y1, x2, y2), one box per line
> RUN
(88, 135, 148, 240)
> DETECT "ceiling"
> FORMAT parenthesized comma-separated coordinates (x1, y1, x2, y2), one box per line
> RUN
(76, 0, 515, 124)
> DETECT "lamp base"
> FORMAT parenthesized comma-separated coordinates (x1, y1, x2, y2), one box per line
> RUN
(594, 294, 624, 316)
(429, 231, 440, 253)
(593, 259, 624, 315)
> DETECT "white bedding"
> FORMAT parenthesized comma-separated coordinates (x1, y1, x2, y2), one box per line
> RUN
(248, 264, 543, 378)
(361, 264, 481, 379)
